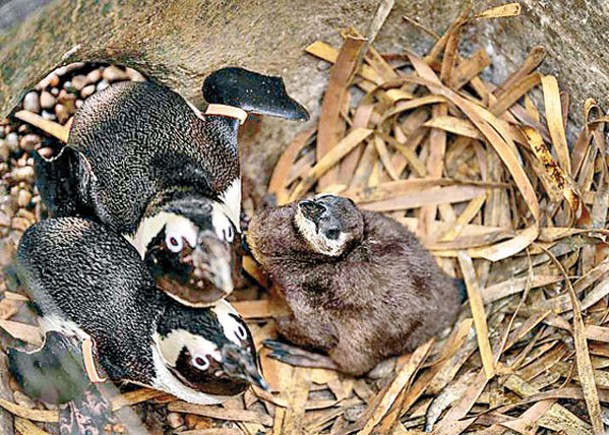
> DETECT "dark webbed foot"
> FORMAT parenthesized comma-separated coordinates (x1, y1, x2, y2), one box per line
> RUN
(263, 340, 339, 370)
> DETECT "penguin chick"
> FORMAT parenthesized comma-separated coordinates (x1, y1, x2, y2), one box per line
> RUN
(34, 67, 309, 306)
(247, 194, 462, 376)
(16, 217, 266, 404)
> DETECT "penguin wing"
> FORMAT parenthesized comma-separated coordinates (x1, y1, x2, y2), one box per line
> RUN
(203, 67, 309, 121)
(7, 330, 90, 404)
(34, 147, 95, 219)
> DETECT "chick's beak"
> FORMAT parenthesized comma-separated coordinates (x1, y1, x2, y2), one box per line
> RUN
(221, 343, 268, 391)
(192, 232, 234, 296)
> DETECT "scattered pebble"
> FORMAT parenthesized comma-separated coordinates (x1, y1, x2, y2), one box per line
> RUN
(75, 99, 84, 109)
(11, 166, 35, 183)
(55, 104, 70, 124)
(39, 91, 56, 109)
(17, 189, 32, 207)
(10, 217, 30, 232)
(13, 390, 36, 409)
(19, 134, 40, 153)
(71, 75, 87, 91)
(81, 84, 96, 99)
(0, 140, 8, 162)
(126, 67, 146, 82)
(41, 110, 56, 121)
(86, 69, 102, 84)
(5, 133, 19, 153)
(23, 92, 40, 113)
(0, 212, 10, 227)
(96, 79, 110, 92)
(103, 65, 129, 82)
(166, 412, 184, 429)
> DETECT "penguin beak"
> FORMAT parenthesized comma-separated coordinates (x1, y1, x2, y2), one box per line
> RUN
(193, 232, 234, 296)
(221, 343, 268, 391)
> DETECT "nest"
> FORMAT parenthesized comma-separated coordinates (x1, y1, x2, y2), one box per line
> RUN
(0, 2, 608, 434)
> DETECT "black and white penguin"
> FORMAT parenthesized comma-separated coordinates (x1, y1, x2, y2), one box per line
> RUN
(34, 67, 309, 306)
(11, 217, 267, 404)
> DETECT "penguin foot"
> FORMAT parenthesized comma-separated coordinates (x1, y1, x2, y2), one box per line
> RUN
(263, 340, 338, 371)
(59, 383, 112, 435)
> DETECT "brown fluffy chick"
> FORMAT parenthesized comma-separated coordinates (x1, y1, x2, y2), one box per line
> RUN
(247, 194, 463, 376)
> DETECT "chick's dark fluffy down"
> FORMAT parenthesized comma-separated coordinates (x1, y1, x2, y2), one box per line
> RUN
(248, 204, 461, 376)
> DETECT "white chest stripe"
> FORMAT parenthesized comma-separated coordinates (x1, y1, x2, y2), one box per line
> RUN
(216, 178, 242, 234)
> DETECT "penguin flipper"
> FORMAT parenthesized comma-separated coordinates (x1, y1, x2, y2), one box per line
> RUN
(8, 330, 90, 404)
(203, 67, 310, 121)
(34, 147, 92, 218)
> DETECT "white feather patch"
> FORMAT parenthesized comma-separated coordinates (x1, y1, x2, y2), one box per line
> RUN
(126, 212, 197, 258)
(294, 206, 348, 257)
(216, 178, 242, 234)
(211, 300, 243, 346)
(150, 345, 228, 405)
(154, 330, 221, 367)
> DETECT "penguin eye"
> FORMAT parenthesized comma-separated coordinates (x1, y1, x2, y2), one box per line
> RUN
(166, 235, 183, 253)
(192, 355, 210, 371)
(236, 324, 247, 341)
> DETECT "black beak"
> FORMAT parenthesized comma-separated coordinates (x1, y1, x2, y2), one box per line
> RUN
(298, 199, 326, 225)
(221, 343, 268, 391)
(193, 231, 234, 297)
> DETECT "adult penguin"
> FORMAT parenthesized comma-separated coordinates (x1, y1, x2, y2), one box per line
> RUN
(35, 67, 309, 306)
(9, 217, 267, 405)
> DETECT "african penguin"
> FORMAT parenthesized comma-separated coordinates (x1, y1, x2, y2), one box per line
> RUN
(247, 194, 463, 376)
(13, 217, 266, 404)
(34, 67, 309, 306)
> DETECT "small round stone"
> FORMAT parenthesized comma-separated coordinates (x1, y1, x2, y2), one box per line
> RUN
(102, 65, 128, 82)
(23, 91, 40, 113)
(12, 166, 35, 183)
(71, 75, 87, 91)
(19, 134, 40, 152)
(11, 217, 30, 232)
(17, 189, 32, 208)
(39, 91, 56, 109)
(126, 67, 146, 82)
(166, 412, 184, 429)
(96, 79, 110, 92)
(75, 99, 84, 109)
(0, 140, 8, 162)
(41, 110, 56, 121)
(55, 104, 70, 124)
(5, 133, 18, 153)
(86, 69, 102, 84)
(80, 84, 96, 99)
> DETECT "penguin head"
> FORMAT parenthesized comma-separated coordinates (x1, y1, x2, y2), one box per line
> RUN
(141, 197, 236, 307)
(295, 194, 364, 257)
(155, 300, 267, 396)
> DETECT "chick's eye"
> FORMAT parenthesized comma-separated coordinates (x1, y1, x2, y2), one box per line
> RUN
(192, 355, 210, 370)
